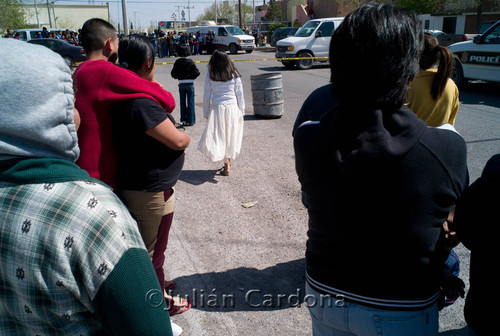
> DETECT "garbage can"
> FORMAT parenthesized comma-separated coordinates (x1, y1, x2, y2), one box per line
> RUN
(250, 73, 284, 119)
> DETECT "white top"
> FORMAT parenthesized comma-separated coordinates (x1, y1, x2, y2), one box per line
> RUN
(203, 73, 245, 118)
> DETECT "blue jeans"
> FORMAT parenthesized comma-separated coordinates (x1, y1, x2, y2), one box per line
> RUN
(306, 282, 438, 336)
(179, 83, 195, 125)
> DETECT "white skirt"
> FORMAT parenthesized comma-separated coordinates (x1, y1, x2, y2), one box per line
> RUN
(197, 104, 244, 162)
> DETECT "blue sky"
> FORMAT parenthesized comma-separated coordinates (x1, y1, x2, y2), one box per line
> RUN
(54, 0, 217, 29)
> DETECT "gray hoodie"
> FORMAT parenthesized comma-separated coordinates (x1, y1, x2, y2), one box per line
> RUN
(0, 38, 79, 162)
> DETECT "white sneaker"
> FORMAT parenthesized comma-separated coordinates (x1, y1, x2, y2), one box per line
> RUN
(171, 322, 183, 336)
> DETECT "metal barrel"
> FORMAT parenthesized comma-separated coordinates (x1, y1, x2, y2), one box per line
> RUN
(250, 73, 284, 119)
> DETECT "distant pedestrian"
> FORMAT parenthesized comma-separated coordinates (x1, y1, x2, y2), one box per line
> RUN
(193, 34, 199, 55)
(294, 3, 468, 335)
(112, 34, 192, 317)
(41, 26, 49, 38)
(409, 32, 459, 127)
(171, 45, 200, 126)
(198, 50, 245, 176)
(453, 154, 500, 335)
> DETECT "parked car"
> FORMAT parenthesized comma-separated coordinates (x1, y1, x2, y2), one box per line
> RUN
(437, 33, 474, 47)
(275, 17, 344, 70)
(449, 20, 500, 87)
(270, 27, 298, 47)
(28, 38, 86, 66)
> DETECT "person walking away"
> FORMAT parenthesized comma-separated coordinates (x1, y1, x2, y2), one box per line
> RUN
(112, 34, 191, 318)
(171, 45, 200, 126)
(0, 37, 177, 336)
(198, 50, 245, 176)
(453, 154, 500, 335)
(167, 32, 175, 57)
(294, 3, 469, 335)
(73, 18, 175, 190)
(193, 34, 200, 55)
(161, 35, 169, 58)
(408, 33, 459, 127)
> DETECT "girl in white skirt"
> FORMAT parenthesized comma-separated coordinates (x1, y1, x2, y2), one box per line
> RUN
(198, 50, 245, 176)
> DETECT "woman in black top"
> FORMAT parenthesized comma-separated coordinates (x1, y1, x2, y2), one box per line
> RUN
(111, 34, 191, 317)
(294, 3, 468, 335)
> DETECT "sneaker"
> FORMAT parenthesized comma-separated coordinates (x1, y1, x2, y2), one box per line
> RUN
(171, 322, 183, 336)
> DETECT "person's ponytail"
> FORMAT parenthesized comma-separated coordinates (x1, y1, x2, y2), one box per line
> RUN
(431, 45, 454, 100)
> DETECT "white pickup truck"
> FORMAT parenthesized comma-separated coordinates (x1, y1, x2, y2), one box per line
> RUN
(448, 20, 500, 87)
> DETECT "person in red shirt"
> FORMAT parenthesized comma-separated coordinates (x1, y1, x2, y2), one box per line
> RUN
(74, 18, 176, 189)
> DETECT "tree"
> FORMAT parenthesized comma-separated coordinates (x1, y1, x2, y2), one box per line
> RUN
(263, 0, 281, 21)
(0, 0, 26, 33)
(397, 0, 441, 14)
(196, 0, 254, 25)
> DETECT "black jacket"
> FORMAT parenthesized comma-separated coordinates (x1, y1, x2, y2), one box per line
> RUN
(294, 106, 469, 309)
(171, 57, 200, 81)
(454, 154, 500, 334)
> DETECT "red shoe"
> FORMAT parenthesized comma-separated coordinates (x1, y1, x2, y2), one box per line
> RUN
(165, 296, 191, 316)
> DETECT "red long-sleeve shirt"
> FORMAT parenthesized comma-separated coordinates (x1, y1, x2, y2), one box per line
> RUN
(73, 60, 175, 189)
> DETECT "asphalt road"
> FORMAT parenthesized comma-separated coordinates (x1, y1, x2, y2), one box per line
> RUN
(152, 49, 500, 336)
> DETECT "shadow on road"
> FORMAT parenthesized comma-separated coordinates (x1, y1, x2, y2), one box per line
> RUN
(169, 258, 306, 312)
(258, 64, 330, 72)
(178, 169, 219, 185)
(459, 82, 500, 107)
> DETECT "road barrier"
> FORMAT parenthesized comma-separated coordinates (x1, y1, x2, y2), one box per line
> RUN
(155, 56, 329, 65)
(72, 56, 329, 68)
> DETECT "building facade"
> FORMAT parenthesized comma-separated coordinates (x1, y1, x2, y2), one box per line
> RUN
(22, 3, 110, 31)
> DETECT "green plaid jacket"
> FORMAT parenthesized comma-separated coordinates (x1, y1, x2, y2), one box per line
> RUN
(0, 160, 147, 335)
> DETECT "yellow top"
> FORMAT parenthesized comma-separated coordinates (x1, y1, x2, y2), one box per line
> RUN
(409, 68, 459, 127)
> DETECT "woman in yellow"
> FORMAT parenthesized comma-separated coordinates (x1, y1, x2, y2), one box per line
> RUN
(409, 33, 459, 127)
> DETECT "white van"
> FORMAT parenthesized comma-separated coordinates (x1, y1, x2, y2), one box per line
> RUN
(275, 17, 343, 69)
(186, 25, 254, 54)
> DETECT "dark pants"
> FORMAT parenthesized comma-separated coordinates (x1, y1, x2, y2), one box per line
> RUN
(179, 83, 195, 125)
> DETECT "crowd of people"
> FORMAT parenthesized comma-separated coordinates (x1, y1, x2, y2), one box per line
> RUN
(0, 2, 497, 336)
(3, 26, 80, 45)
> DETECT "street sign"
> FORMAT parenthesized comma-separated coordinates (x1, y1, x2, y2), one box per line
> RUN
(159, 21, 166, 27)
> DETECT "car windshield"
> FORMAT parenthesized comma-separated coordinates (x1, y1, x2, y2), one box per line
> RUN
(295, 21, 320, 37)
(226, 26, 245, 35)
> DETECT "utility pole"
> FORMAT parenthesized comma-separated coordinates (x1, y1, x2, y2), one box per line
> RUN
(215, 0, 217, 24)
(175, 5, 182, 28)
(238, 0, 242, 28)
(253, 0, 255, 26)
(33, 0, 40, 28)
(184, 0, 194, 27)
(46, 0, 52, 28)
(122, 0, 129, 36)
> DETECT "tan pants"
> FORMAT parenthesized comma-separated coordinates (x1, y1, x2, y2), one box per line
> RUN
(120, 188, 175, 258)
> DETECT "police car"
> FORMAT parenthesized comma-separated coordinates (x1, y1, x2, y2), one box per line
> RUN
(449, 20, 500, 87)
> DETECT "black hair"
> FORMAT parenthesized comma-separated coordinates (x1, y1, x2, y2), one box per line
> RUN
(80, 18, 117, 53)
(118, 34, 155, 75)
(178, 45, 191, 57)
(329, 2, 423, 112)
(419, 33, 454, 100)
(208, 50, 241, 82)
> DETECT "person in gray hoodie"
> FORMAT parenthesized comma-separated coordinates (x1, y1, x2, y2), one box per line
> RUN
(294, 3, 468, 335)
(0, 38, 177, 335)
